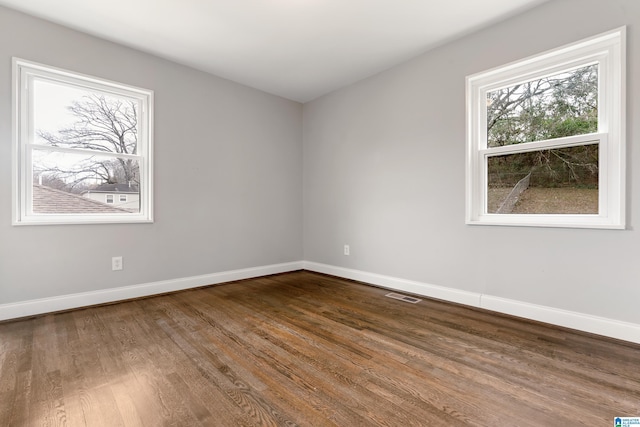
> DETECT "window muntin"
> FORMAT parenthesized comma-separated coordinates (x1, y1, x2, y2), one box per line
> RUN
(13, 59, 153, 225)
(466, 28, 625, 229)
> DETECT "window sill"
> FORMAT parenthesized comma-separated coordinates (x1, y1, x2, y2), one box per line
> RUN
(466, 214, 625, 230)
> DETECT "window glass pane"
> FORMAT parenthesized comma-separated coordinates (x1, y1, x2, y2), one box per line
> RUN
(33, 150, 140, 214)
(486, 64, 598, 148)
(33, 79, 139, 155)
(487, 144, 598, 214)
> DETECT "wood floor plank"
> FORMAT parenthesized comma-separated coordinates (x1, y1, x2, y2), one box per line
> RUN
(2, 270, 640, 426)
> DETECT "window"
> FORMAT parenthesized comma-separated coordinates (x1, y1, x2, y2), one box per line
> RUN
(119, 195, 127, 202)
(12, 58, 153, 225)
(466, 28, 625, 229)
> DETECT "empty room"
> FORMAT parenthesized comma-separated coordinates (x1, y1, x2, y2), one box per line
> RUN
(1, 0, 639, 425)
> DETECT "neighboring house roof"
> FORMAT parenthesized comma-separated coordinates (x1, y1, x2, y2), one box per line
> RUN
(33, 185, 130, 214)
(85, 183, 139, 194)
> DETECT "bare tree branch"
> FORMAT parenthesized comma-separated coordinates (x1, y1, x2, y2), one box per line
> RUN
(36, 94, 139, 189)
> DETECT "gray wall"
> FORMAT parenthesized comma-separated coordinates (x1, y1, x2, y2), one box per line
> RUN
(303, 0, 640, 324)
(0, 6, 303, 303)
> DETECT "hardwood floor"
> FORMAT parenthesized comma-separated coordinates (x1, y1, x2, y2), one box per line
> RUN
(1, 270, 639, 426)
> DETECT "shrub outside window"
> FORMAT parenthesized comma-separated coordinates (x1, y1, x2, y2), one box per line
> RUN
(12, 59, 153, 225)
(465, 28, 625, 229)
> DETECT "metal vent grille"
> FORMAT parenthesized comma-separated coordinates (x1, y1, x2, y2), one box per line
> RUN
(385, 292, 422, 304)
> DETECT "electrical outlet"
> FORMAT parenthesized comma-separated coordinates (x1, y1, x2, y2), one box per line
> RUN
(344, 244, 350, 256)
(112, 256, 123, 271)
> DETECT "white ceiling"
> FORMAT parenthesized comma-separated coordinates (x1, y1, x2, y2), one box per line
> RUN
(0, 0, 547, 102)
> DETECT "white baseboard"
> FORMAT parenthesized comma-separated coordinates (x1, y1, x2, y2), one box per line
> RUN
(303, 261, 640, 345)
(0, 261, 304, 321)
(480, 295, 640, 345)
(3, 260, 639, 345)
(303, 261, 481, 307)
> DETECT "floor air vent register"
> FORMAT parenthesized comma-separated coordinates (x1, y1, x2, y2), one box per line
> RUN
(385, 292, 422, 304)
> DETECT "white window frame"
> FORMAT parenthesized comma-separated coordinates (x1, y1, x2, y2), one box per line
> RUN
(119, 194, 127, 202)
(106, 194, 114, 204)
(465, 28, 625, 229)
(12, 58, 154, 225)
